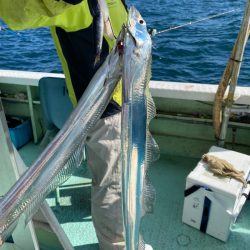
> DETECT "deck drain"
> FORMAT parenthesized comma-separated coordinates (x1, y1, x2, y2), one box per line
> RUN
(176, 234, 191, 246)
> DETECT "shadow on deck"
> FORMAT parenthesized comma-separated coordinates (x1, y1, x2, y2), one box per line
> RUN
(19, 142, 250, 250)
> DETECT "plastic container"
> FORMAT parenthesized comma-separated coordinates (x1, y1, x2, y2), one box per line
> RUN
(182, 146, 250, 242)
(8, 117, 32, 149)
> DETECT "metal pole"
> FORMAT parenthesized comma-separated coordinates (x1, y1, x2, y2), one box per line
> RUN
(213, 0, 250, 147)
(0, 98, 40, 249)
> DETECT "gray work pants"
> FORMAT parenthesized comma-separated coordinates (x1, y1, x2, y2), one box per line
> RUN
(86, 112, 125, 250)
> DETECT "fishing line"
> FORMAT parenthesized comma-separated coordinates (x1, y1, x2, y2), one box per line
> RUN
(149, 8, 241, 37)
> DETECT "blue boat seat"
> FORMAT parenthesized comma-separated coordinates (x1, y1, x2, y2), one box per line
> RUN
(39, 77, 73, 131)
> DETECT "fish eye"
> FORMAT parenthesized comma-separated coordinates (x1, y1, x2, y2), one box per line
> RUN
(139, 20, 144, 24)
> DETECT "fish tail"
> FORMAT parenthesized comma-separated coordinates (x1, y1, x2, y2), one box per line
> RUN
(91, 0, 104, 68)
(94, 53, 101, 67)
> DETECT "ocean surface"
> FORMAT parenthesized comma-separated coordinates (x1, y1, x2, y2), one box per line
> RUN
(0, 0, 250, 86)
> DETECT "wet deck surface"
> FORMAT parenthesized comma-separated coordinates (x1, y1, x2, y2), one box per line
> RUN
(19, 144, 250, 250)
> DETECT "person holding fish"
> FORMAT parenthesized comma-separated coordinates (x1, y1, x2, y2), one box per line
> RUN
(0, 0, 128, 249)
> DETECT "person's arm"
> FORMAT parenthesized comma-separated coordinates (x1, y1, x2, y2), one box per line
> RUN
(0, 0, 92, 31)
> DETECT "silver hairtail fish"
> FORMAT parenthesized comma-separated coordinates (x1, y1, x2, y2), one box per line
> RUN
(0, 33, 124, 245)
(94, 0, 116, 66)
(121, 7, 159, 250)
(93, 0, 104, 67)
(98, 0, 116, 40)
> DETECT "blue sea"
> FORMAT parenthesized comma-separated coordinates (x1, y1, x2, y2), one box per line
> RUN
(0, 0, 250, 86)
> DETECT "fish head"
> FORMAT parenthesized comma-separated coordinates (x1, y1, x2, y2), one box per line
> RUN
(127, 6, 151, 48)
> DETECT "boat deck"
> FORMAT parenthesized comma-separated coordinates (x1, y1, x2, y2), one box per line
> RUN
(18, 143, 250, 250)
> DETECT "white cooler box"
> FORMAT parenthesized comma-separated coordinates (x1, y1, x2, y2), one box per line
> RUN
(182, 146, 250, 242)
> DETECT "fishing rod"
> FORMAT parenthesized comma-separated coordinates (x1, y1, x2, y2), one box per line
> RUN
(148, 8, 241, 37)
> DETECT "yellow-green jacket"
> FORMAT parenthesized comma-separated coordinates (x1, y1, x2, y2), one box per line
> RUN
(0, 0, 127, 113)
